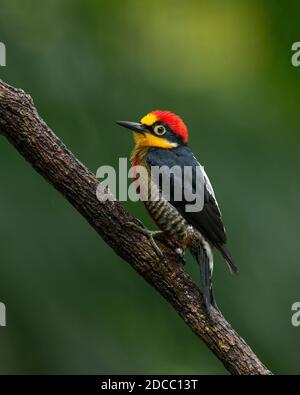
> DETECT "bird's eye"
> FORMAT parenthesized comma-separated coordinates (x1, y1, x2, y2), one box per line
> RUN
(153, 124, 166, 136)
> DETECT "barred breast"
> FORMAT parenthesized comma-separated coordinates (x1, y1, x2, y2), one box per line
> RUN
(143, 179, 189, 242)
(131, 149, 193, 245)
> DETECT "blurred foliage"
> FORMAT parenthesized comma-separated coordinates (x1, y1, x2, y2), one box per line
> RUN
(0, 0, 299, 374)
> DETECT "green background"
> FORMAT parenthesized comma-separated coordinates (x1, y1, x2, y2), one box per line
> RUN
(0, 0, 299, 374)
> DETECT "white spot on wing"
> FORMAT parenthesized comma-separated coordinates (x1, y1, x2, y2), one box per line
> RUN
(199, 164, 220, 209)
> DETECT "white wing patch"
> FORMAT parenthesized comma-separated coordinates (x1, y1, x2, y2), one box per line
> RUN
(200, 165, 220, 209)
(191, 154, 219, 208)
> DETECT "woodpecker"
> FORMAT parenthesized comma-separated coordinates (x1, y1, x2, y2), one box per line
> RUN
(116, 110, 237, 317)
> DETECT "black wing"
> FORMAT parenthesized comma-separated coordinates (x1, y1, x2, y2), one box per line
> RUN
(146, 146, 237, 272)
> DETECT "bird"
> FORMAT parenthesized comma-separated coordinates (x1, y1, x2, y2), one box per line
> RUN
(116, 110, 238, 318)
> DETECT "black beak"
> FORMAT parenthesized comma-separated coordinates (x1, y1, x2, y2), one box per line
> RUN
(116, 121, 148, 135)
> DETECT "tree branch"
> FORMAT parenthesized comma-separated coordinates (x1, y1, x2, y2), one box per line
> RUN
(0, 80, 271, 375)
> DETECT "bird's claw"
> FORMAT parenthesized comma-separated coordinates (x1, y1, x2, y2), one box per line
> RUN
(125, 221, 164, 259)
(154, 235, 186, 265)
(125, 220, 187, 264)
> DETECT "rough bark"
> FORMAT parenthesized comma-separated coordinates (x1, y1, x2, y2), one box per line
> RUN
(0, 80, 272, 375)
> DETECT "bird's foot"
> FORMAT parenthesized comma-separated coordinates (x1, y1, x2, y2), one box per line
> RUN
(125, 221, 164, 259)
(125, 219, 186, 264)
(147, 228, 186, 265)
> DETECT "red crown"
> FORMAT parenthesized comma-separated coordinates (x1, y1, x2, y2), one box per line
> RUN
(151, 110, 188, 143)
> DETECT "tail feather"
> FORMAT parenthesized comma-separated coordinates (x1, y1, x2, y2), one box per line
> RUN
(217, 244, 238, 274)
(196, 243, 214, 319)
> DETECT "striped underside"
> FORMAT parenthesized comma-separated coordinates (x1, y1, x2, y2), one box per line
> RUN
(131, 147, 189, 243)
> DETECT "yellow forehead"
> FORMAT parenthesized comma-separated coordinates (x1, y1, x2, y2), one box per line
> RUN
(140, 113, 158, 126)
